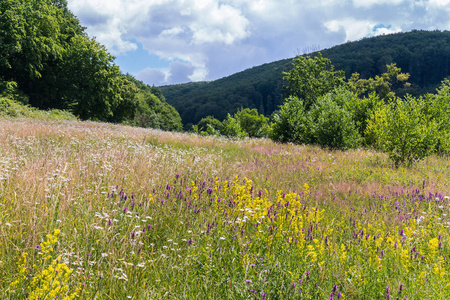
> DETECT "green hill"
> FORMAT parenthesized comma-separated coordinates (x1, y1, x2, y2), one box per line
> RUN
(160, 30, 450, 127)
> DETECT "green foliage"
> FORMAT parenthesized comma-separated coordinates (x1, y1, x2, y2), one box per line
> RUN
(233, 108, 269, 138)
(0, 0, 139, 123)
(283, 52, 346, 109)
(193, 108, 269, 138)
(126, 75, 183, 131)
(348, 63, 411, 101)
(270, 96, 312, 144)
(348, 92, 383, 143)
(0, 96, 76, 120)
(310, 87, 362, 149)
(271, 87, 362, 150)
(421, 80, 450, 154)
(194, 116, 223, 135)
(366, 95, 438, 167)
(221, 114, 247, 138)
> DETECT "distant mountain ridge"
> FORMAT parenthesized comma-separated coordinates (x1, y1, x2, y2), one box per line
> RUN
(160, 30, 450, 127)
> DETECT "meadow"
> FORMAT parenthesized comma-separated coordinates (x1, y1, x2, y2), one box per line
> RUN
(1, 118, 450, 299)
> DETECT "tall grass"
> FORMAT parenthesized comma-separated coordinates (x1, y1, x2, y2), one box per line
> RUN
(1, 118, 449, 299)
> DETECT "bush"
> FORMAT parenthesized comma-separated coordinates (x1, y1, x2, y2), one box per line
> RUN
(271, 87, 362, 150)
(366, 95, 438, 167)
(421, 80, 450, 154)
(221, 114, 247, 138)
(270, 96, 313, 144)
(0, 97, 77, 120)
(194, 116, 224, 136)
(233, 108, 269, 138)
(310, 88, 362, 150)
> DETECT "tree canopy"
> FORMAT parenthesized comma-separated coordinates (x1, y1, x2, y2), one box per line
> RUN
(0, 0, 181, 130)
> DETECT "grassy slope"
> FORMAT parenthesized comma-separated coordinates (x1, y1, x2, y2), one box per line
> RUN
(1, 118, 449, 299)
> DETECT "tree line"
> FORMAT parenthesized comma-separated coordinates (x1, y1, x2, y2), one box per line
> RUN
(194, 53, 450, 167)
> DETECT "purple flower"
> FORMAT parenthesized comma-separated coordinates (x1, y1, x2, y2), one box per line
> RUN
(245, 279, 252, 283)
(123, 207, 128, 213)
(261, 292, 267, 299)
(34, 245, 41, 250)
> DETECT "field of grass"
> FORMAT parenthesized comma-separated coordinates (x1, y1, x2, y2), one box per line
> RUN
(1, 118, 450, 299)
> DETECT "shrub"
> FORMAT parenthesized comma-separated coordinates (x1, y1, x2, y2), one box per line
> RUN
(221, 114, 247, 138)
(194, 116, 224, 136)
(310, 88, 362, 150)
(366, 95, 438, 167)
(421, 80, 450, 154)
(270, 96, 313, 144)
(271, 87, 362, 150)
(233, 108, 269, 138)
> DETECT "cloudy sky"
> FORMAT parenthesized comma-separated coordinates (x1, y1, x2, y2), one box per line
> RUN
(67, 0, 450, 86)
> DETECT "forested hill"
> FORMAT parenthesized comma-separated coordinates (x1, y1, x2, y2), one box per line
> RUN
(160, 30, 450, 127)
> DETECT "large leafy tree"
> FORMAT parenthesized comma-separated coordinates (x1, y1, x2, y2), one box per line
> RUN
(283, 52, 346, 109)
(0, 0, 137, 122)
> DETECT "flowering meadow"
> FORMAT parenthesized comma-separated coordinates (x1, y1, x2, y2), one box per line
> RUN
(1, 118, 450, 299)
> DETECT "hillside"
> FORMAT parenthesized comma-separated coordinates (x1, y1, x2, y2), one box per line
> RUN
(160, 30, 450, 127)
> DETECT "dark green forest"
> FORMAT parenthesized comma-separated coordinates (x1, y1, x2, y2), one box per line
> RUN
(160, 30, 450, 127)
(0, 0, 182, 130)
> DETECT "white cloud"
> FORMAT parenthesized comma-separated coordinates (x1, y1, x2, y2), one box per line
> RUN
(429, 0, 450, 6)
(352, 0, 405, 8)
(325, 19, 402, 42)
(135, 67, 167, 86)
(325, 18, 377, 41)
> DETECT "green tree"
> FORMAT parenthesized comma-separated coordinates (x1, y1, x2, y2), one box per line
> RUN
(348, 63, 411, 101)
(366, 95, 438, 167)
(283, 52, 346, 109)
(0, 0, 139, 122)
(421, 80, 450, 154)
(233, 108, 269, 138)
(270, 96, 312, 144)
(221, 114, 247, 138)
(309, 87, 362, 150)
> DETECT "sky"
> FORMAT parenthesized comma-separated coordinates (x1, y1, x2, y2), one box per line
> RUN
(67, 0, 450, 86)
